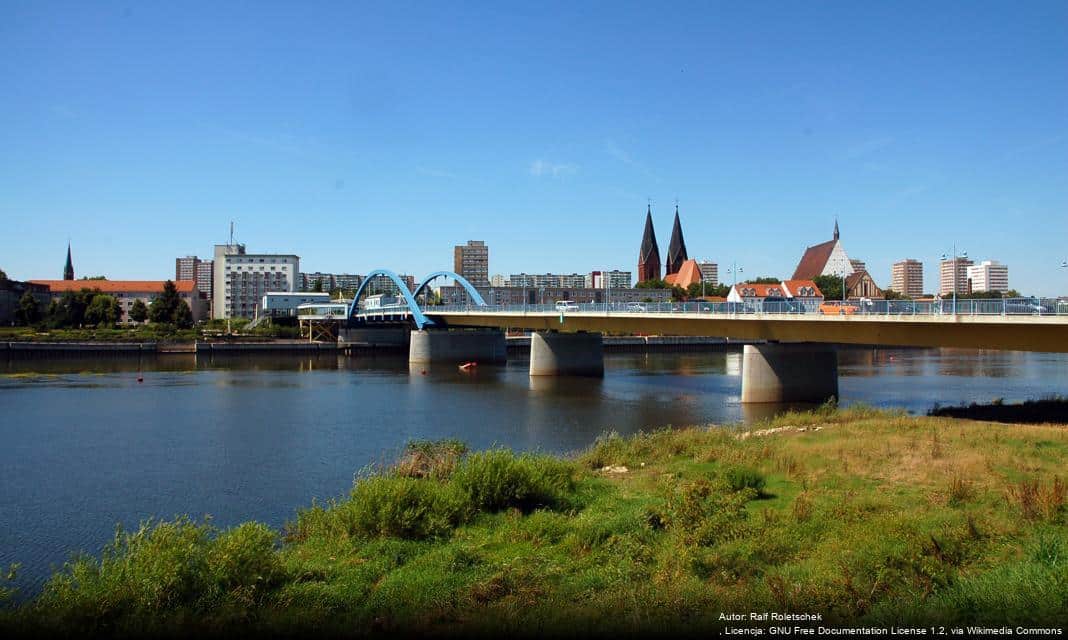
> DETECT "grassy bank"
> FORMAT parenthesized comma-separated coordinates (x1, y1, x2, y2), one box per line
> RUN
(3, 405, 1067, 636)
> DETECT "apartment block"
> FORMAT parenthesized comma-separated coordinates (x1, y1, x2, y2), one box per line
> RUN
(891, 259, 924, 298)
(213, 244, 299, 319)
(966, 260, 1009, 294)
(939, 257, 974, 296)
(697, 261, 718, 286)
(453, 241, 489, 287)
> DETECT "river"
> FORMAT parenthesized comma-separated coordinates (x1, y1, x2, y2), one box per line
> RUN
(2, 346, 1066, 597)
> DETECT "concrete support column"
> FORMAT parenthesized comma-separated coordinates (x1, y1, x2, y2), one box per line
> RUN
(740, 343, 838, 404)
(529, 331, 604, 377)
(339, 327, 410, 347)
(408, 329, 507, 365)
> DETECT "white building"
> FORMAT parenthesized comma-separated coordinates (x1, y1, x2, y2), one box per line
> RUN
(213, 244, 300, 319)
(261, 292, 331, 318)
(585, 270, 633, 289)
(490, 274, 508, 287)
(966, 260, 1009, 294)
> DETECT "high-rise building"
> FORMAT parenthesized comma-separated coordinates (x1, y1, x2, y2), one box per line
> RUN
(891, 259, 924, 298)
(453, 241, 489, 287)
(666, 205, 689, 276)
(176, 256, 200, 282)
(939, 257, 974, 297)
(697, 261, 718, 286)
(490, 274, 507, 287)
(63, 243, 74, 280)
(637, 206, 661, 282)
(508, 273, 587, 288)
(212, 243, 300, 319)
(966, 260, 1009, 294)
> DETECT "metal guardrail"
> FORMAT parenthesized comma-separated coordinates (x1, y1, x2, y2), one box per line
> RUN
(406, 297, 1068, 318)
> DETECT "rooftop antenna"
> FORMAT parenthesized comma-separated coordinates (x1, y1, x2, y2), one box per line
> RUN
(229, 220, 235, 248)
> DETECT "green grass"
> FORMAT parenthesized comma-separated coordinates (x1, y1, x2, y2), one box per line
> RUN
(3, 407, 1068, 636)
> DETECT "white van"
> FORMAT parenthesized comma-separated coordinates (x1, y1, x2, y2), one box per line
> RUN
(555, 300, 579, 312)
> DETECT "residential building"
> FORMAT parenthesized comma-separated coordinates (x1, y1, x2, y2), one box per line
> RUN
(697, 261, 718, 286)
(438, 285, 670, 306)
(0, 279, 51, 325)
(791, 220, 856, 280)
(490, 274, 508, 287)
(30, 279, 206, 322)
(334, 274, 363, 293)
(177, 256, 214, 315)
(637, 205, 661, 282)
(454, 240, 489, 287)
(727, 280, 824, 311)
(585, 270, 632, 289)
(508, 273, 588, 288)
(666, 205, 689, 276)
(939, 257, 974, 296)
(363, 272, 415, 295)
(212, 244, 300, 319)
(966, 260, 1009, 294)
(176, 256, 199, 282)
(261, 292, 332, 318)
(891, 259, 924, 298)
(195, 261, 213, 301)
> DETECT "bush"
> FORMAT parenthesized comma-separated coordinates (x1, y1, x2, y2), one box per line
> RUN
(394, 439, 469, 480)
(721, 465, 767, 495)
(451, 449, 575, 513)
(347, 476, 469, 540)
(654, 479, 753, 547)
(33, 517, 284, 630)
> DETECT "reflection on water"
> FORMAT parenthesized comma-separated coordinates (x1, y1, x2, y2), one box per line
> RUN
(2, 346, 1067, 598)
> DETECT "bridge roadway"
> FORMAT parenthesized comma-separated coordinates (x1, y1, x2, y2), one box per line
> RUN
(422, 308, 1068, 353)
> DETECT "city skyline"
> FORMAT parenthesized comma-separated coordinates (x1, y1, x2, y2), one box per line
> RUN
(1, 2, 1066, 294)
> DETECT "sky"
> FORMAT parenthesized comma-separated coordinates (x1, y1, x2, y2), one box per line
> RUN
(1, 1, 1066, 295)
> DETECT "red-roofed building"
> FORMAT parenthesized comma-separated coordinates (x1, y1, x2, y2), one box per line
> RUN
(782, 279, 825, 311)
(727, 280, 825, 311)
(663, 259, 704, 289)
(29, 280, 206, 323)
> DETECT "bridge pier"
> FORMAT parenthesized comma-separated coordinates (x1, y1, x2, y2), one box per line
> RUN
(408, 329, 507, 365)
(529, 331, 604, 377)
(740, 343, 838, 404)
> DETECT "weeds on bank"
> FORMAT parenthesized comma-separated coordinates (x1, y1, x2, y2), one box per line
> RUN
(6, 408, 1068, 635)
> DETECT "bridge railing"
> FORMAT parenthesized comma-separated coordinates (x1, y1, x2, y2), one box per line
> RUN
(421, 297, 1068, 317)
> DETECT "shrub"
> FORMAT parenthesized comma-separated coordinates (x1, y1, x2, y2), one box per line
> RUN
(347, 476, 469, 540)
(721, 465, 767, 495)
(656, 479, 752, 546)
(206, 522, 285, 605)
(1007, 477, 1066, 522)
(451, 449, 575, 513)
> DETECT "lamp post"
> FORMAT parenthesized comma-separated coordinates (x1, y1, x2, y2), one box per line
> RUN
(726, 262, 743, 313)
(941, 245, 968, 316)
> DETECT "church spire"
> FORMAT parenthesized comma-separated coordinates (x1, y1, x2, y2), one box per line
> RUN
(666, 204, 689, 275)
(637, 205, 661, 282)
(833, 217, 840, 241)
(63, 242, 74, 280)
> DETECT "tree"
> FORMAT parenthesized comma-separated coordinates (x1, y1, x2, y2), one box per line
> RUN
(173, 300, 194, 329)
(16, 291, 39, 325)
(149, 280, 183, 324)
(813, 275, 844, 301)
(749, 277, 781, 284)
(883, 289, 909, 300)
(635, 278, 669, 289)
(129, 299, 148, 323)
(84, 294, 122, 326)
(79, 276, 107, 281)
(687, 282, 730, 299)
(312, 278, 324, 293)
(0, 268, 7, 282)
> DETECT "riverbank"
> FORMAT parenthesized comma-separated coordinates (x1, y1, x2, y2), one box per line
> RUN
(2, 405, 1066, 637)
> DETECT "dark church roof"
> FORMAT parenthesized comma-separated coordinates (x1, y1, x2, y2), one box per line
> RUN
(639, 206, 660, 264)
(666, 206, 688, 275)
(791, 239, 837, 280)
(63, 243, 74, 281)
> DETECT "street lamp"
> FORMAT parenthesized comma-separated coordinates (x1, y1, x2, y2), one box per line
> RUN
(941, 245, 968, 315)
(726, 262, 743, 312)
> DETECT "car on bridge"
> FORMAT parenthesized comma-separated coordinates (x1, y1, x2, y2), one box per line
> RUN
(819, 301, 860, 315)
(555, 300, 580, 312)
(625, 302, 647, 312)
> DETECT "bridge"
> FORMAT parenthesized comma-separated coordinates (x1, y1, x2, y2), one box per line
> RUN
(308, 268, 1068, 403)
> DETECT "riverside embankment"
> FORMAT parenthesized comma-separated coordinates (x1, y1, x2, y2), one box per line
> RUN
(2, 406, 1066, 637)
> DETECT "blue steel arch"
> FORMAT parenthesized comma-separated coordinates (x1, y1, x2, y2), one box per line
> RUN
(348, 269, 435, 329)
(413, 271, 488, 306)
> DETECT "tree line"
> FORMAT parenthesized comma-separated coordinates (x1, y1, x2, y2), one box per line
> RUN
(14, 280, 194, 329)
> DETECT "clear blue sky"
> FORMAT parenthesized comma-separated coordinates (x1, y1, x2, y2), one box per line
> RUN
(2, 1, 1066, 294)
